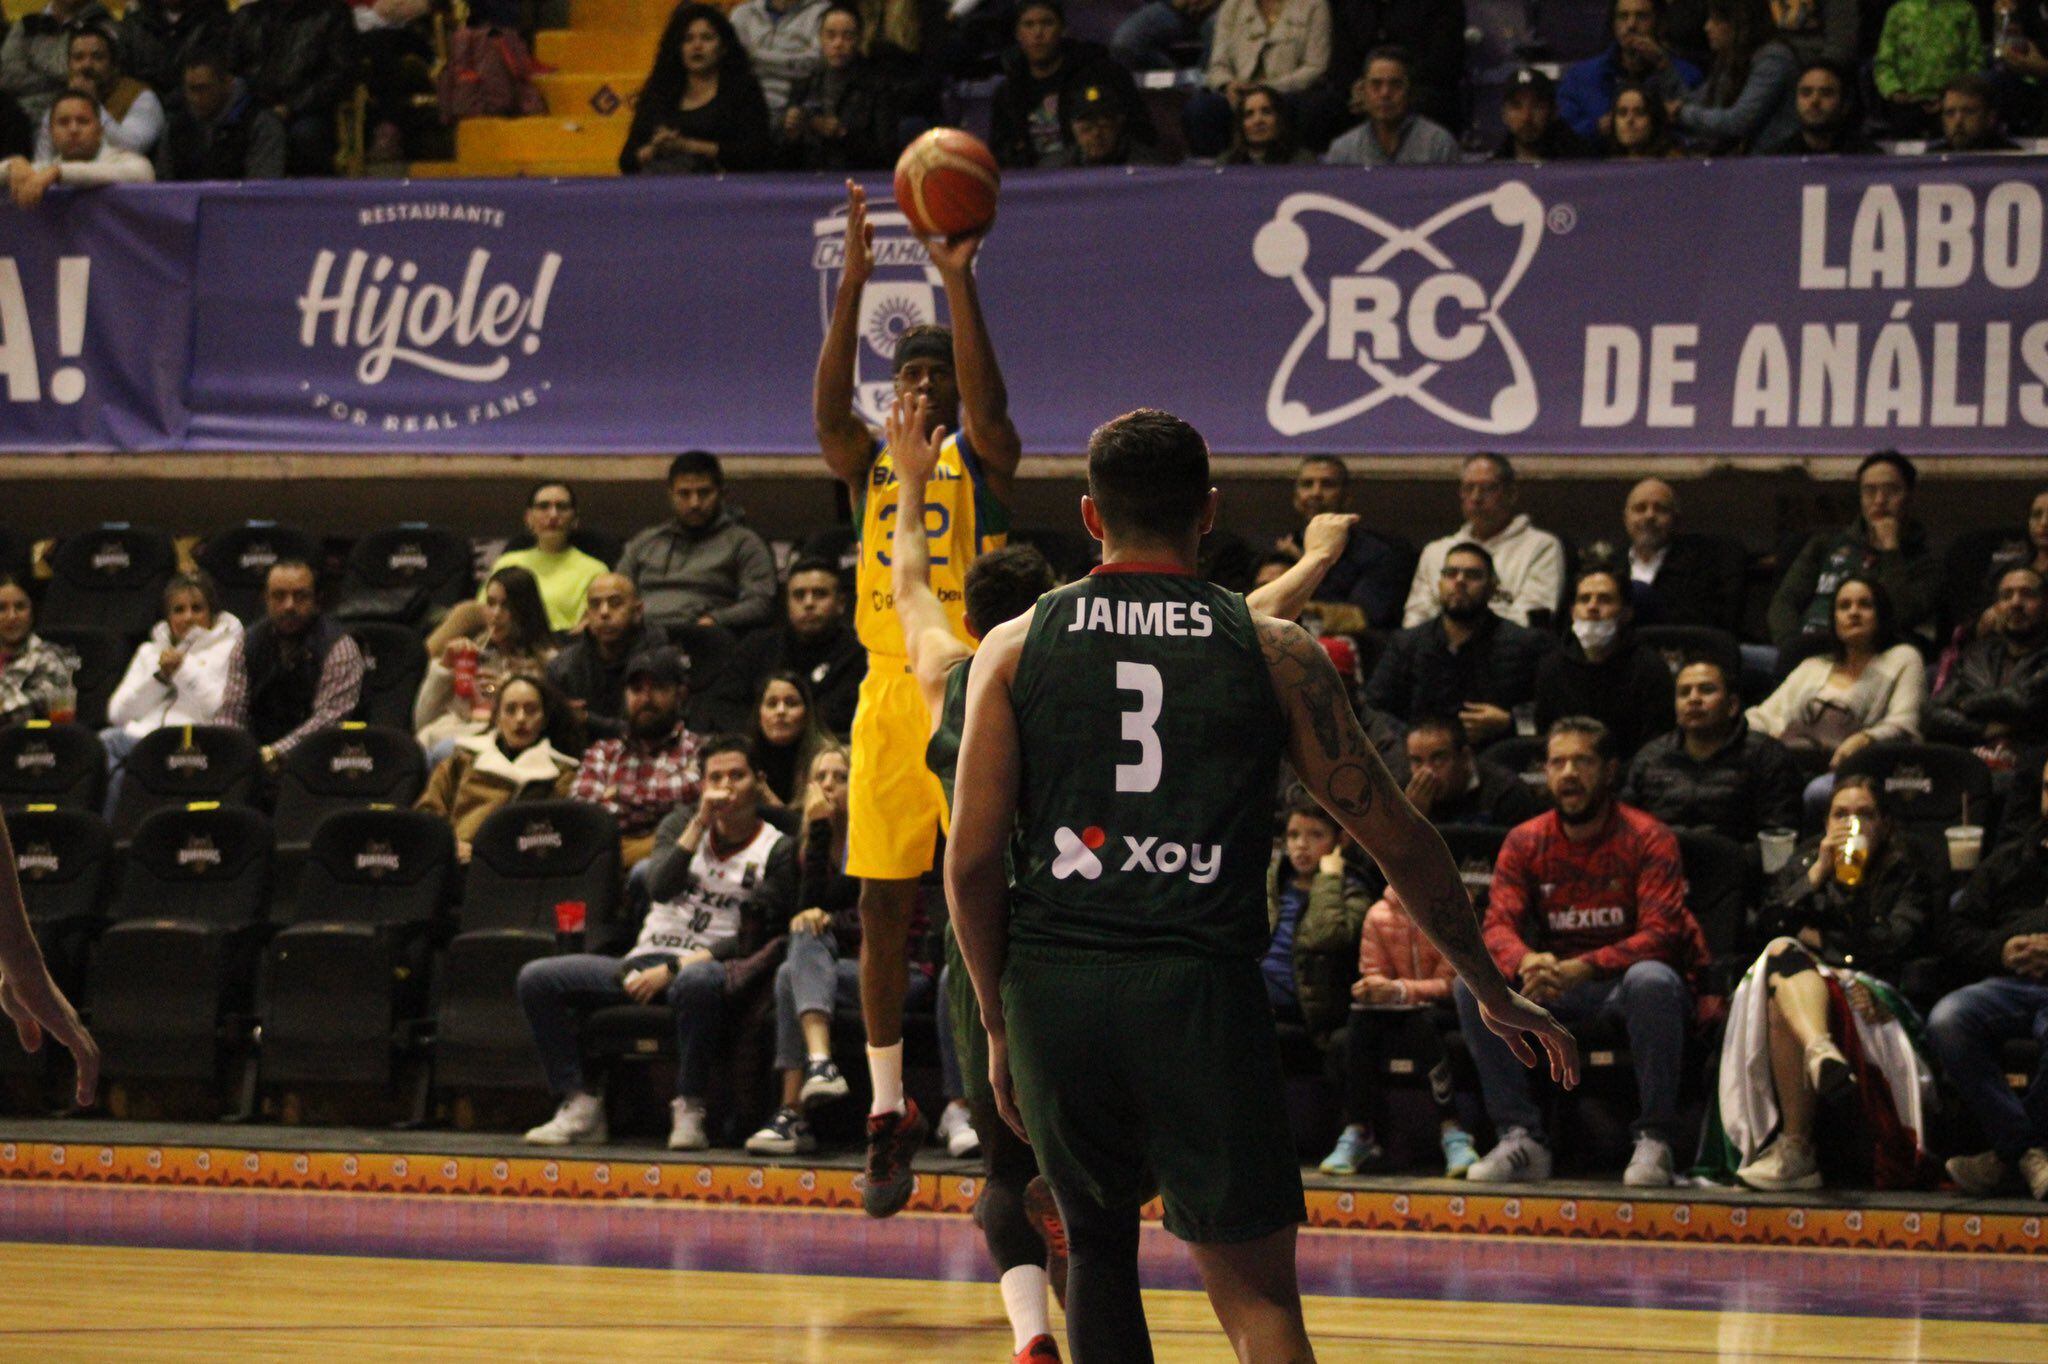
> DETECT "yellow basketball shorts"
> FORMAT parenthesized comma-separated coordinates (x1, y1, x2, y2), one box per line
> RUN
(847, 658, 946, 881)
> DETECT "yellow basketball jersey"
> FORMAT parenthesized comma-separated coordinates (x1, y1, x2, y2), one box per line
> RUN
(854, 431, 1009, 658)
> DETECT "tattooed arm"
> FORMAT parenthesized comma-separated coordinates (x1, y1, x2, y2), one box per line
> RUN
(1257, 613, 1579, 1086)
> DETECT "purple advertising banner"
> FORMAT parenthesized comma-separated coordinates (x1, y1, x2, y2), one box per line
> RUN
(5, 161, 2048, 454)
(0, 186, 197, 449)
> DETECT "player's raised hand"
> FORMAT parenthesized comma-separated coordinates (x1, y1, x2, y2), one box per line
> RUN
(1479, 989, 1580, 1089)
(885, 394, 944, 484)
(1300, 512, 1359, 564)
(920, 228, 986, 276)
(842, 179, 875, 287)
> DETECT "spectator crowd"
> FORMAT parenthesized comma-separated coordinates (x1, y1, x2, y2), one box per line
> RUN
(6, 443, 2048, 1206)
(0, 0, 2038, 199)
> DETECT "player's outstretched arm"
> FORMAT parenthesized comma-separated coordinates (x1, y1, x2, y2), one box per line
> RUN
(1244, 512, 1358, 622)
(0, 811, 96, 1108)
(921, 232, 1022, 500)
(886, 395, 974, 727)
(814, 180, 879, 486)
(942, 616, 1031, 1137)
(1257, 614, 1579, 1087)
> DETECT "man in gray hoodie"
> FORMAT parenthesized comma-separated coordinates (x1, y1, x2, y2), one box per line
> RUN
(617, 451, 779, 632)
(729, 0, 829, 123)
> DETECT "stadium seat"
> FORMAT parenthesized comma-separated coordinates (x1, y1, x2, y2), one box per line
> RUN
(1439, 824, 1511, 912)
(333, 523, 471, 628)
(432, 800, 620, 1095)
(37, 625, 126, 730)
(0, 722, 106, 813)
(259, 808, 455, 1091)
(1482, 735, 1548, 786)
(41, 524, 177, 643)
(1675, 830, 1753, 986)
(346, 622, 429, 732)
(1635, 625, 1743, 683)
(195, 521, 322, 628)
(107, 724, 262, 844)
(88, 803, 273, 1087)
(1835, 742, 1994, 853)
(272, 723, 428, 854)
(8, 806, 113, 1004)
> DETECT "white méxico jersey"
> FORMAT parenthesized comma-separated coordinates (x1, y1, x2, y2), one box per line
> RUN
(633, 822, 783, 957)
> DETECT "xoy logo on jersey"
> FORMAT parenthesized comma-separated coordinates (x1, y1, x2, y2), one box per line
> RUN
(1254, 182, 1548, 437)
(1052, 825, 1222, 885)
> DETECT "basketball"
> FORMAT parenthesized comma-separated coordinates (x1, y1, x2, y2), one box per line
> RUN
(893, 128, 1000, 241)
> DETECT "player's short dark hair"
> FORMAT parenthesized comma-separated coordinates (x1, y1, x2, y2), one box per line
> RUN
(1086, 408, 1211, 543)
(964, 544, 1055, 637)
(1856, 448, 1917, 491)
(528, 479, 577, 509)
(893, 324, 954, 374)
(1547, 715, 1617, 762)
(1285, 793, 1341, 833)
(668, 450, 722, 486)
(1407, 714, 1470, 752)
(697, 732, 754, 768)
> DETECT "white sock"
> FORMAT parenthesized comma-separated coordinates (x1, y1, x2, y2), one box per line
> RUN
(807, 1051, 831, 1064)
(999, 1264, 1051, 1350)
(867, 1042, 905, 1116)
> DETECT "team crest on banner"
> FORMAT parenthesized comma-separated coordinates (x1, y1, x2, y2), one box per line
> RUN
(813, 206, 948, 426)
(1256, 182, 1547, 437)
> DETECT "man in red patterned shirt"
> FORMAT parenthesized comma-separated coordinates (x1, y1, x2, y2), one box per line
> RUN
(568, 646, 702, 867)
(1455, 715, 1710, 1188)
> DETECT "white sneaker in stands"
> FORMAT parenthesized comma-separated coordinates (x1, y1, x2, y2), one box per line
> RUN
(1624, 1134, 1676, 1188)
(1466, 1127, 1552, 1183)
(937, 1100, 981, 1157)
(668, 1097, 709, 1151)
(524, 1093, 606, 1146)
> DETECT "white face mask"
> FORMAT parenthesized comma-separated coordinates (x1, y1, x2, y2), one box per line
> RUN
(1573, 618, 1619, 653)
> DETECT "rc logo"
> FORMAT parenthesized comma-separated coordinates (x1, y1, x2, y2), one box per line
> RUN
(1052, 825, 1106, 881)
(1254, 181, 1546, 437)
(813, 205, 950, 425)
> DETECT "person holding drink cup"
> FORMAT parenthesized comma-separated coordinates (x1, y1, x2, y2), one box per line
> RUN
(415, 566, 559, 756)
(1709, 776, 1940, 1191)
(0, 574, 79, 731)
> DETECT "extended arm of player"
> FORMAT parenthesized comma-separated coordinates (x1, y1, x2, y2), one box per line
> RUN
(1256, 614, 1580, 1085)
(942, 616, 1030, 1043)
(0, 811, 96, 1107)
(814, 182, 881, 487)
(1243, 512, 1359, 622)
(887, 397, 975, 725)
(930, 242, 1022, 501)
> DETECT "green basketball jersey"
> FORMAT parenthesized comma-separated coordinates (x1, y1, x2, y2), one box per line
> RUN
(1008, 567, 1286, 959)
(924, 655, 970, 814)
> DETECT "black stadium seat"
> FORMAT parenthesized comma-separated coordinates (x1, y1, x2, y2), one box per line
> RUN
(41, 524, 176, 643)
(1439, 824, 1511, 912)
(666, 622, 738, 734)
(8, 806, 113, 1003)
(260, 808, 455, 1091)
(108, 724, 262, 844)
(0, 722, 106, 813)
(39, 625, 130, 732)
(333, 523, 470, 628)
(1675, 830, 1753, 986)
(433, 800, 620, 1095)
(272, 723, 427, 854)
(1635, 625, 1742, 683)
(88, 803, 274, 1087)
(346, 622, 429, 733)
(195, 521, 321, 628)
(1835, 742, 1994, 854)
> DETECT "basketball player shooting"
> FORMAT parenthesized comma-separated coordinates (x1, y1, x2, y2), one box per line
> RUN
(945, 410, 1578, 1363)
(0, 810, 98, 1109)
(813, 179, 1022, 1216)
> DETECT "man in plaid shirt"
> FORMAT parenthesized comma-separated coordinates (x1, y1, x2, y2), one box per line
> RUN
(216, 561, 365, 773)
(569, 645, 702, 866)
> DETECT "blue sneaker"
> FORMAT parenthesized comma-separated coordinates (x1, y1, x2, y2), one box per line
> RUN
(1318, 1126, 1383, 1176)
(1441, 1126, 1479, 1178)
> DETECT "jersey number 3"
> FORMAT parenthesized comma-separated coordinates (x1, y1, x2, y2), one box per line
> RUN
(1115, 661, 1162, 793)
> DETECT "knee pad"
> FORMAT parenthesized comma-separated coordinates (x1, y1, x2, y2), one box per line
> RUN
(975, 1178, 1046, 1273)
